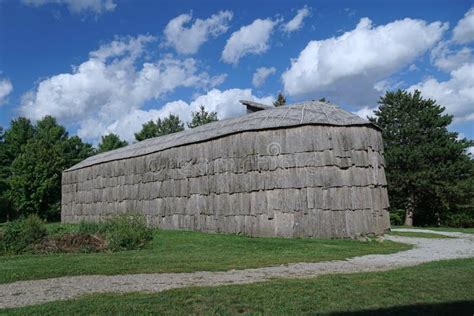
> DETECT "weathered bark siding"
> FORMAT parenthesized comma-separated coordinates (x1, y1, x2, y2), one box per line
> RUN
(62, 125, 390, 238)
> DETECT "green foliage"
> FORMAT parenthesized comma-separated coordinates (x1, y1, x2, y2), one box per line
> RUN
(0, 118, 35, 221)
(7, 116, 94, 221)
(389, 209, 405, 226)
(135, 114, 185, 141)
(103, 215, 153, 251)
(318, 97, 329, 103)
(370, 90, 474, 226)
(97, 133, 128, 153)
(187, 105, 218, 128)
(273, 93, 286, 107)
(444, 211, 474, 228)
(79, 215, 153, 251)
(0, 214, 47, 254)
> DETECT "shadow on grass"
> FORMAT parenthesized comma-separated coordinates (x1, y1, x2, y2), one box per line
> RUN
(332, 300, 474, 315)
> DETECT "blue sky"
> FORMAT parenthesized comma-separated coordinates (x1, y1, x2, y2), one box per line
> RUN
(0, 0, 473, 146)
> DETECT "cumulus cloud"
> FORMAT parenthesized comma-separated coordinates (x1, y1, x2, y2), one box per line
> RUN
(282, 17, 447, 105)
(431, 42, 473, 72)
(22, 0, 116, 14)
(20, 36, 226, 142)
(164, 11, 233, 54)
(222, 18, 277, 64)
(0, 78, 13, 105)
(252, 67, 276, 87)
(104, 88, 274, 142)
(408, 63, 474, 122)
(353, 106, 377, 120)
(282, 6, 311, 33)
(453, 8, 474, 44)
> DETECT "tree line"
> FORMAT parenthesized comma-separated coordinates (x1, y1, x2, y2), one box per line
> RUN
(0, 92, 472, 227)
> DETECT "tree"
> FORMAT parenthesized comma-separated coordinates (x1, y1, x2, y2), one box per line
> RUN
(319, 97, 329, 103)
(97, 133, 128, 153)
(135, 114, 185, 141)
(273, 93, 286, 107)
(0, 118, 35, 221)
(187, 105, 218, 128)
(8, 116, 93, 220)
(370, 89, 474, 226)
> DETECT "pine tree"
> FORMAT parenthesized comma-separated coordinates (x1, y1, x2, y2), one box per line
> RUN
(97, 133, 128, 153)
(370, 90, 474, 226)
(273, 93, 286, 107)
(187, 105, 218, 128)
(135, 114, 185, 141)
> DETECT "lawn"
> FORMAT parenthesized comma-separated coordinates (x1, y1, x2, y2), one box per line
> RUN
(388, 231, 455, 238)
(3, 258, 473, 315)
(0, 227, 410, 284)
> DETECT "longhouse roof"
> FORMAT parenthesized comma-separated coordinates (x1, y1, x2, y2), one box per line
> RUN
(67, 100, 377, 171)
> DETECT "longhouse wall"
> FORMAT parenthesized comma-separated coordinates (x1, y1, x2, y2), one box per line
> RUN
(62, 125, 390, 238)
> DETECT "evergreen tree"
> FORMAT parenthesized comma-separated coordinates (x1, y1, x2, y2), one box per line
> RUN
(134, 120, 157, 142)
(319, 97, 329, 103)
(273, 93, 286, 107)
(370, 90, 474, 226)
(97, 133, 128, 153)
(135, 114, 185, 141)
(187, 105, 218, 128)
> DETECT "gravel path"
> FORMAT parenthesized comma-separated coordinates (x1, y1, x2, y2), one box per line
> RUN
(1, 229, 473, 309)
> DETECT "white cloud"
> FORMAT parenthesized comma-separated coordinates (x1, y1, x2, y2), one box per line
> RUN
(408, 64, 418, 71)
(431, 42, 473, 72)
(20, 36, 225, 142)
(222, 18, 277, 64)
(0, 78, 13, 105)
(22, 0, 116, 14)
(408, 63, 474, 122)
(164, 11, 233, 54)
(282, 17, 447, 105)
(252, 67, 276, 87)
(282, 6, 311, 33)
(104, 88, 274, 142)
(453, 8, 474, 44)
(354, 106, 377, 120)
(467, 146, 474, 156)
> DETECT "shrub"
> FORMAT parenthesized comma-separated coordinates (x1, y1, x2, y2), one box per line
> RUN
(0, 214, 47, 254)
(104, 215, 153, 251)
(444, 212, 474, 228)
(389, 209, 405, 226)
(78, 220, 107, 235)
(78, 215, 154, 251)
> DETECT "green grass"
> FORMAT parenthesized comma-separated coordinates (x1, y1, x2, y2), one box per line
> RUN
(0, 227, 410, 284)
(3, 258, 473, 315)
(393, 225, 474, 234)
(388, 231, 455, 238)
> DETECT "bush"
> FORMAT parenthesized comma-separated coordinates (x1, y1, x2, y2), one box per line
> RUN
(78, 215, 153, 251)
(0, 214, 47, 254)
(103, 215, 153, 251)
(444, 212, 474, 228)
(390, 209, 405, 226)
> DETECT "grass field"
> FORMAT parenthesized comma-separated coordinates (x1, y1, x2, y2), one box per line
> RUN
(388, 231, 455, 238)
(0, 227, 410, 284)
(2, 258, 473, 315)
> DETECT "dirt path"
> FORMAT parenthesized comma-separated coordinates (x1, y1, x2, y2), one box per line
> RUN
(1, 229, 473, 309)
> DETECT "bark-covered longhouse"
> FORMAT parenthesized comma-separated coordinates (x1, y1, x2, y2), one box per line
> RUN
(62, 100, 390, 238)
